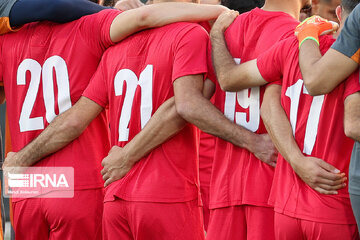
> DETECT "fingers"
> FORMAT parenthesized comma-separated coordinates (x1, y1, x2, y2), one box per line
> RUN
(316, 182, 345, 191)
(317, 158, 340, 174)
(104, 177, 114, 187)
(315, 174, 347, 186)
(212, 10, 239, 32)
(114, 0, 144, 11)
(314, 186, 339, 195)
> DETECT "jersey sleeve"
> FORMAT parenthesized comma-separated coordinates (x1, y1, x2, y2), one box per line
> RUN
(78, 9, 121, 57)
(332, 4, 360, 64)
(343, 68, 360, 102)
(206, 39, 217, 84)
(83, 55, 109, 108)
(256, 40, 286, 83)
(172, 25, 209, 83)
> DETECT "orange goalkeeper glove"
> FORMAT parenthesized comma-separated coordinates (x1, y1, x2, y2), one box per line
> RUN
(295, 15, 339, 48)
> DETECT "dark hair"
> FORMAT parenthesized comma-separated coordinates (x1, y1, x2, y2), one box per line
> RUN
(221, 0, 265, 14)
(102, 0, 116, 6)
(341, 0, 360, 14)
(88, 0, 98, 3)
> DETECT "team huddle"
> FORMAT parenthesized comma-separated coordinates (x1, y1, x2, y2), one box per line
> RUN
(0, 0, 360, 239)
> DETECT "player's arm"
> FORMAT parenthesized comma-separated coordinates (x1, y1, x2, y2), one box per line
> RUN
(174, 74, 277, 166)
(101, 97, 187, 186)
(299, 42, 358, 95)
(297, 13, 360, 95)
(261, 84, 347, 194)
(3, 97, 102, 169)
(210, 11, 267, 91)
(344, 92, 360, 142)
(9, 0, 107, 28)
(110, 2, 228, 42)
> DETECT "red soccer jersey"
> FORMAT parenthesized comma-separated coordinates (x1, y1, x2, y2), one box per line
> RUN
(257, 35, 359, 224)
(0, 9, 120, 195)
(210, 8, 299, 209)
(83, 22, 209, 203)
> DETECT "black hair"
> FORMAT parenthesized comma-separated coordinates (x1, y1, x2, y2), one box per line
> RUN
(221, 0, 265, 14)
(341, 0, 360, 14)
(102, 0, 116, 6)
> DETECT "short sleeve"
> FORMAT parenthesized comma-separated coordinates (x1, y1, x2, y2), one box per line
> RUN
(78, 9, 122, 57)
(172, 25, 209, 82)
(83, 56, 109, 108)
(332, 4, 360, 64)
(206, 38, 217, 84)
(343, 68, 360, 102)
(256, 39, 286, 83)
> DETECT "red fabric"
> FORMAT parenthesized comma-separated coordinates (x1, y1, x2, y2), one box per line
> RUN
(103, 199, 204, 240)
(12, 189, 104, 240)
(0, 9, 120, 195)
(210, 8, 300, 210)
(83, 22, 209, 203)
(198, 131, 215, 231)
(274, 212, 359, 240)
(207, 205, 275, 240)
(257, 35, 360, 224)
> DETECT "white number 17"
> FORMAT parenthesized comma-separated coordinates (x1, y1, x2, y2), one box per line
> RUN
(285, 79, 324, 155)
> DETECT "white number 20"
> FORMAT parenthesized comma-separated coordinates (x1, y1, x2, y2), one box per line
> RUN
(114, 65, 153, 142)
(17, 56, 72, 132)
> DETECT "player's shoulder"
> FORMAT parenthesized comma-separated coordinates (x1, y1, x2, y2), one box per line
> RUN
(158, 22, 209, 40)
(162, 22, 207, 33)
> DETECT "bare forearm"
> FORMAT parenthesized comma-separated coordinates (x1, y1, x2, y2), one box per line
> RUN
(210, 29, 239, 91)
(179, 94, 257, 151)
(142, 3, 227, 27)
(344, 93, 360, 142)
(15, 97, 102, 166)
(261, 86, 303, 166)
(110, 3, 227, 43)
(16, 111, 85, 166)
(299, 41, 358, 95)
(124, 97, 186, 163)
(299, 40, 327, 95)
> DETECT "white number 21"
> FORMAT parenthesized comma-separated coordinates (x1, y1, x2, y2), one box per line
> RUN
(114, 65, 153, 142)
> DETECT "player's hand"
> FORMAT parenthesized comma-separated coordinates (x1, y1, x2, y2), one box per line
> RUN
(210, 10, 238, 35)
(291, 156, 347, 195)
(295, 15, 339, 47)
(101, 146, 135, 187)
(2, 152, 29, 175)
(114, 0, 144, 11)
(251, 134, 278, 168)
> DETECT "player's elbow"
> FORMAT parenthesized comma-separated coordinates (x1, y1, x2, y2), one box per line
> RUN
(303, 77, 328, 96)
(344, 118, 360, 141)
(175, 97, 199, 123)
(218, 75, 238, 92)
(134, 7, 153, 29)
(60, 114, 86, 140)
(260, 102, 271, 125)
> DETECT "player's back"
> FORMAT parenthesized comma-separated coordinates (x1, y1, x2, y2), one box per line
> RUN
(257, 35, 359, 224)
(84, 22, 209, 203)
(210, 7, 299, 209)
(0, 9, 119, 192)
